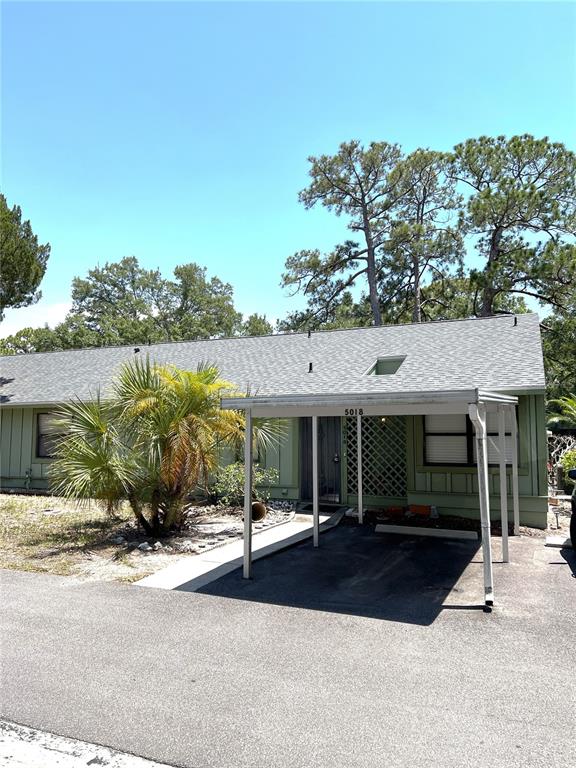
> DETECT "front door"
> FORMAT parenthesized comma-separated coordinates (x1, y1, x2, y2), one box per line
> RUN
(299, 417, 341, 502)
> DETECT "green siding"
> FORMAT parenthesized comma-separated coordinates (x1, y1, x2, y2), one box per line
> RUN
(0, 407, 52, 490)
(260, 418, 299, 500)
(405, 394, 548, 528)
(1, 408, 13, 479)
(0, 398, 548, 527)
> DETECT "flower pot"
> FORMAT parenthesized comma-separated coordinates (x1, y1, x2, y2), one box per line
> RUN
(251, 501, 267, 522)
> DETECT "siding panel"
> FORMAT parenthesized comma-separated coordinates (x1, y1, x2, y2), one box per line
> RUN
(9, 409, 23, 477)
(0, 409, 13, 477)
(21, 409, 34, 476)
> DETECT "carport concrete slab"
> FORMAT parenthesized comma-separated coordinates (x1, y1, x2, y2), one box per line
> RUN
(1, 532, 575, 768)
(136, 511, 342, 591)
(375, 523, 478, 539)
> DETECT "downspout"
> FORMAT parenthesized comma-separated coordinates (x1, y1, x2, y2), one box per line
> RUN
(468, 400, 495, 607)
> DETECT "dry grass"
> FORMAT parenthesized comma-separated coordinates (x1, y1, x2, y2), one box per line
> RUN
(0, 494, 159, 582)
(0, 494, 272, 584)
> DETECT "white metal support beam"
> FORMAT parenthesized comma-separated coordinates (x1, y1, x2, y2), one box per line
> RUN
(312, 415, 319, 547)
(243, 408, 253, 579)
(510, 405, 520, 535)
(469, 403, 494, 606)
(356, 412, 363, 524)
(498, 405, 509, 563)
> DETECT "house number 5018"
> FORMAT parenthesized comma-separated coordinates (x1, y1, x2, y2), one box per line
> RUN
(344, 408, 364, 416)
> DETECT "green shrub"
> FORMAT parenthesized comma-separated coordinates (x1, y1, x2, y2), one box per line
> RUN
(560, 449, 576, 487)
(212, 462, 279, 507)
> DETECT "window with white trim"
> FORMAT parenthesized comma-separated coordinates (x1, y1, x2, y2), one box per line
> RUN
(36, 413, 61, 459)
(423, 411, 514, 466)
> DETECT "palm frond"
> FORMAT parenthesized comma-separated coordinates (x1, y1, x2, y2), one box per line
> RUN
(547, 394, 576, 428)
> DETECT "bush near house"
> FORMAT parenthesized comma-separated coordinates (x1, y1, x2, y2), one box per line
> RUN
(212, 462, 279, 507)
(560, 450, 576, 487)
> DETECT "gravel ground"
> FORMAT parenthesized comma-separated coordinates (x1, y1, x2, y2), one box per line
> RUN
(547, 496, 572, 538)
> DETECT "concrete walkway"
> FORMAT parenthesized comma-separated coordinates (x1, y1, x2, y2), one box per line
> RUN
(136, 510, 344, 591)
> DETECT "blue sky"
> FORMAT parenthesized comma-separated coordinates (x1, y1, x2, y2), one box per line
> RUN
(1, 1, 575, 335)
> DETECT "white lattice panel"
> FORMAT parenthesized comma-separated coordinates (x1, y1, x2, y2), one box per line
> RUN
(345, 415, 407, 498)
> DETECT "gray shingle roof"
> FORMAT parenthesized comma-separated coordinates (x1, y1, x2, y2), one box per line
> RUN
(0, 314, 545, 407)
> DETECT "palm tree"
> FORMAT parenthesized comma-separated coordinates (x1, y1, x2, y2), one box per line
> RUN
(49, 358, 279, 536)
(547, 394, 576, 429)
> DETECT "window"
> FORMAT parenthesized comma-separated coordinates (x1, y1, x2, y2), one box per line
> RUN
(36, 413, 60, 459)
(423, 411, 514, 466)
(424, 414, 470, 464)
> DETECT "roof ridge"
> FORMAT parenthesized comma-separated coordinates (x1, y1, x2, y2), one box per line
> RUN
(0, 313, 539, 359)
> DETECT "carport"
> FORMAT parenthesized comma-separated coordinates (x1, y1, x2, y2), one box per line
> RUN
(222, 387, 520, 607)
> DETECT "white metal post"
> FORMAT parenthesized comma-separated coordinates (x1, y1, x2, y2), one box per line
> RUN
(510, 405, 520, 535)
(356, 412, 363, 524)
(312, 415, 319, 547)
(243, 408, 253, 579)
(469, 403, 494, 606)
(498, 406, 509, 563)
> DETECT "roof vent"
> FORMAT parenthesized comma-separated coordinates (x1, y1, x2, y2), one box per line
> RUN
(308, 362, 313, 373)
(134, 347, 140, 354)
(367, 356, 405, 376)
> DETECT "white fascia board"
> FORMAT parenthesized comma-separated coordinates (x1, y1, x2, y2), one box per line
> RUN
(221, 390, 518, 418)
(222, 388, 478, 411)
(222, 388, 518, 411)
(247, 403, 473, 418)
(491, 386, 546, 396)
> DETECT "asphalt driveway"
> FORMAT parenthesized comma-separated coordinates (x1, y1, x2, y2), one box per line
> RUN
(1, 527, 575, 768)
(194, 524, 483, 624)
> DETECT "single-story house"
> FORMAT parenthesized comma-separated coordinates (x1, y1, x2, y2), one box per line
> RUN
(0, 313, 547, 604)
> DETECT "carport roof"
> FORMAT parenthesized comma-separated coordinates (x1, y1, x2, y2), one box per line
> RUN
(220, 387, 519, 416)
(0, 313, 544, 406)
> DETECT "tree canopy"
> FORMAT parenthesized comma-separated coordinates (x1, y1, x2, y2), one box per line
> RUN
(448, 135, 576, 316)
(69, 257, 243, 344)
(541, 304, 576, 403)
(282, 134, 575, 333)
(0, 194, 50, 321)
(0, 257, 274, 354)
(1, 133, 574, 400)
(288, 140, 407, 326)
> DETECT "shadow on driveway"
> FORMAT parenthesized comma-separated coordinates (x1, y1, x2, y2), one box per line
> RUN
(560, 546, 576, 577)
(192, 524, 483, 626)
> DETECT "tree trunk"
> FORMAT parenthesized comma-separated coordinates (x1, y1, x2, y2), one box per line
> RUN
(129, 496, 154, 536)
(412, 251, 421, 323)
(479, 226, 504, 317)
(149, 490, 161, 536)
(162, 497, 183, 533)
(479, 286, 497, 317)
(362, 211, 382, 326)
